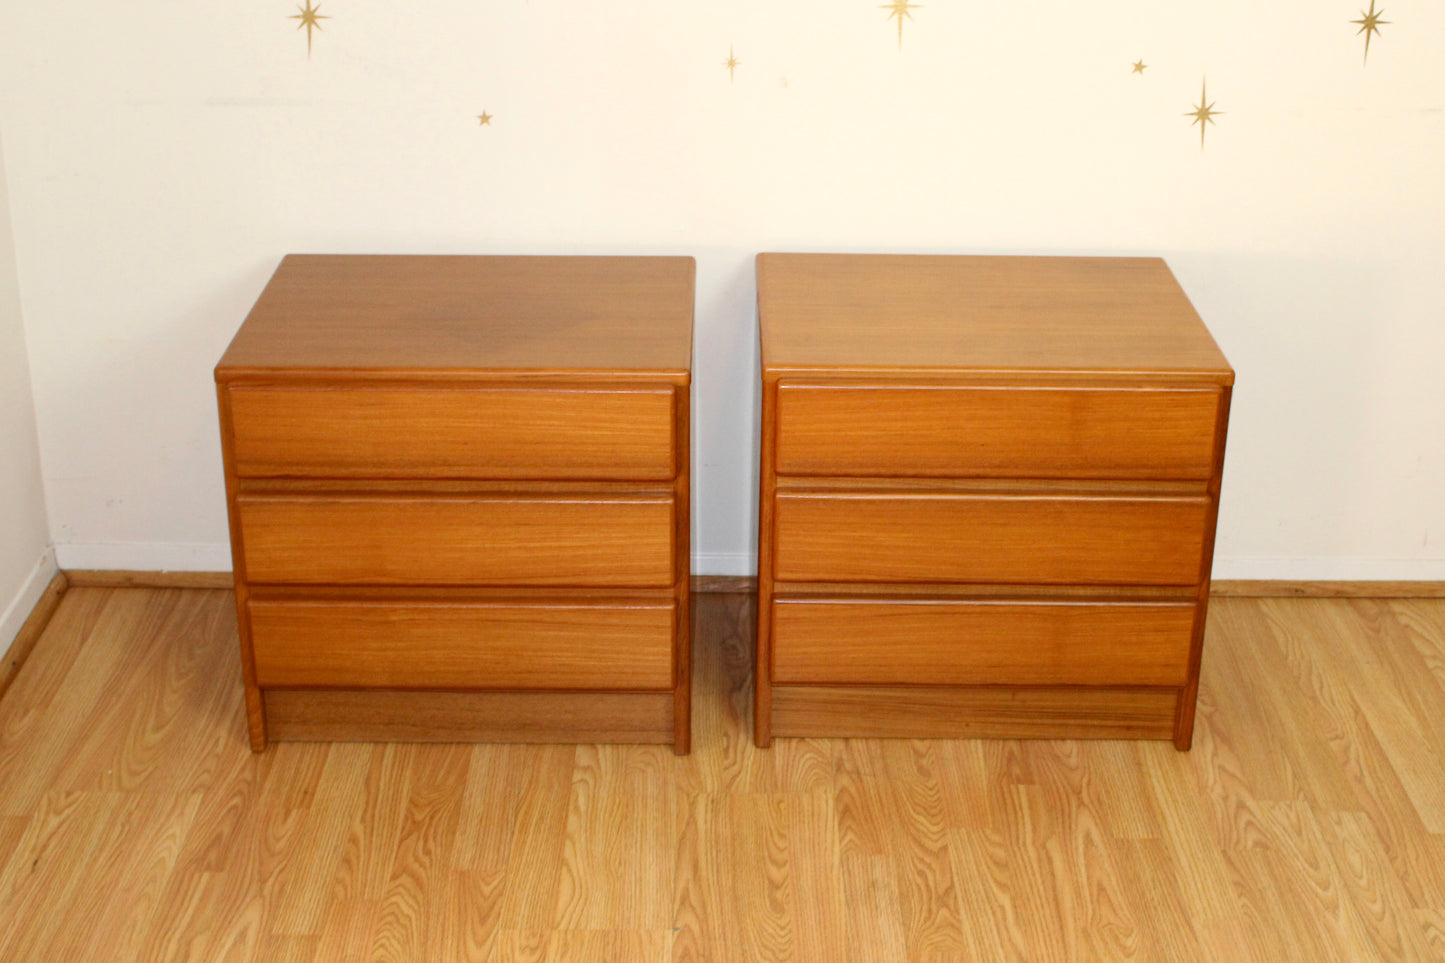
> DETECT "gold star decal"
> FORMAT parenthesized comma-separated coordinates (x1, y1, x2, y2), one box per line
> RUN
(880, 0, 921, 51)
(1185, 78, 1222, 149)
(1132, 60, 1147, 75)
(723, 46, 740, 83)
(477, 111, 493, 126)
(1352, 0, 1389, 63)
(290, 0, 329, 58)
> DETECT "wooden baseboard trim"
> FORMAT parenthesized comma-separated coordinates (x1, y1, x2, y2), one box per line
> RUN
(691, 575, 756, 593)
(1210, 580, 1445, 599)
(64, 570, 235, 590)
(0, 572, 69, 704)
(38, 571, 1445, 600)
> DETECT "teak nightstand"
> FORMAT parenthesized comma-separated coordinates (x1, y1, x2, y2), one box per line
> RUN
(216, 254, 695, 753)
(755, 253, 1233, 749)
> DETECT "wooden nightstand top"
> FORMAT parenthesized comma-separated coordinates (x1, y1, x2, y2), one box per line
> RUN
(757, 254, 1233, 385)
(217, 255, 695, 383)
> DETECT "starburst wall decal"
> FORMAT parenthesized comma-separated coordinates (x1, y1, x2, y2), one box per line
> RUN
(266, 4, 1413, 156)
(290, 0, 328, 57)
(880, 0, 921, 51)
(1353, 0, 1389, 63)
(1185, 79, 1222, 149)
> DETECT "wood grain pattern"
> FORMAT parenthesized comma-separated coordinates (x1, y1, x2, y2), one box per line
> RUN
(227, 385, 677, 480)
(753, 376, 780, 749)
(671, 387, 693, 755)
(217, 254, 693, 752)
(215, 255, 695, 378)
(756, 253, 1232, 749)
(755, 254, 1233, 382)
(2, 588, 1443, 961)
(249, 597, 676, 690)
(772, 491, 1210, 586)
(264, 689, 675, 745)
(775, 383, 1222, 479)
(238, 494, 675, 587)
(1172, 382, 1231, 750)
(770, 684, 1180, 741)
(770, 598, 1196, 686)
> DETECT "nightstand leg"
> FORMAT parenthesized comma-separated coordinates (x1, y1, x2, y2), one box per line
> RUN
(244, 685, 267, 752)
(1173, 679, 1199, 750)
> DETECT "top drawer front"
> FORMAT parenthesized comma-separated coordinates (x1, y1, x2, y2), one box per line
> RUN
(775, 384, 1221, 479)
(226, 386, 676, 480)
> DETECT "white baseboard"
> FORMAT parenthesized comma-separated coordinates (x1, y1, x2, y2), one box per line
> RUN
(54, 541, 235, 573)
(1212, 555, 1445, 581)
(691, 552, 756, 577)
(1, 547, 59, 657)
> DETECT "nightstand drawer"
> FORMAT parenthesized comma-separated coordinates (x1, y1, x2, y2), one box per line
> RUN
(250, 596, 675, 689)
(226, 386, 676, 480)
(772, 492, 1209, 585)
(775, 384, 1221, 479)
(238, 494, 675, 586)
(772, 598, 1195, 686)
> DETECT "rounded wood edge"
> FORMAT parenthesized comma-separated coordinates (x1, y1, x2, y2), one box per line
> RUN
(696, 578, 1445, 599)
(0, 571, 70, 704)
(761, 367, 1235, 388)
(216, 367, 693, 387)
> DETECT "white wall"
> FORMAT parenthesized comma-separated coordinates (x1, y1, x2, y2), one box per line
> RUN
(0, 131, 55, 654)
(1, 0, 1442, 579)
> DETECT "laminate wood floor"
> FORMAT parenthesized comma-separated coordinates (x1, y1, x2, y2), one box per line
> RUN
(1, 588, 1443, 961)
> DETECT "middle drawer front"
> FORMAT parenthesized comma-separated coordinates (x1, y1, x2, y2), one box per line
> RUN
(773, 492, 1210, 586)
(238, 494, 675, 587)
(249, 597, 675, 690)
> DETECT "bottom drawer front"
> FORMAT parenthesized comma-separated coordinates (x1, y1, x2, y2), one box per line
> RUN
(771, 599, 1196, 686)
(250, 598, 675, 690)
